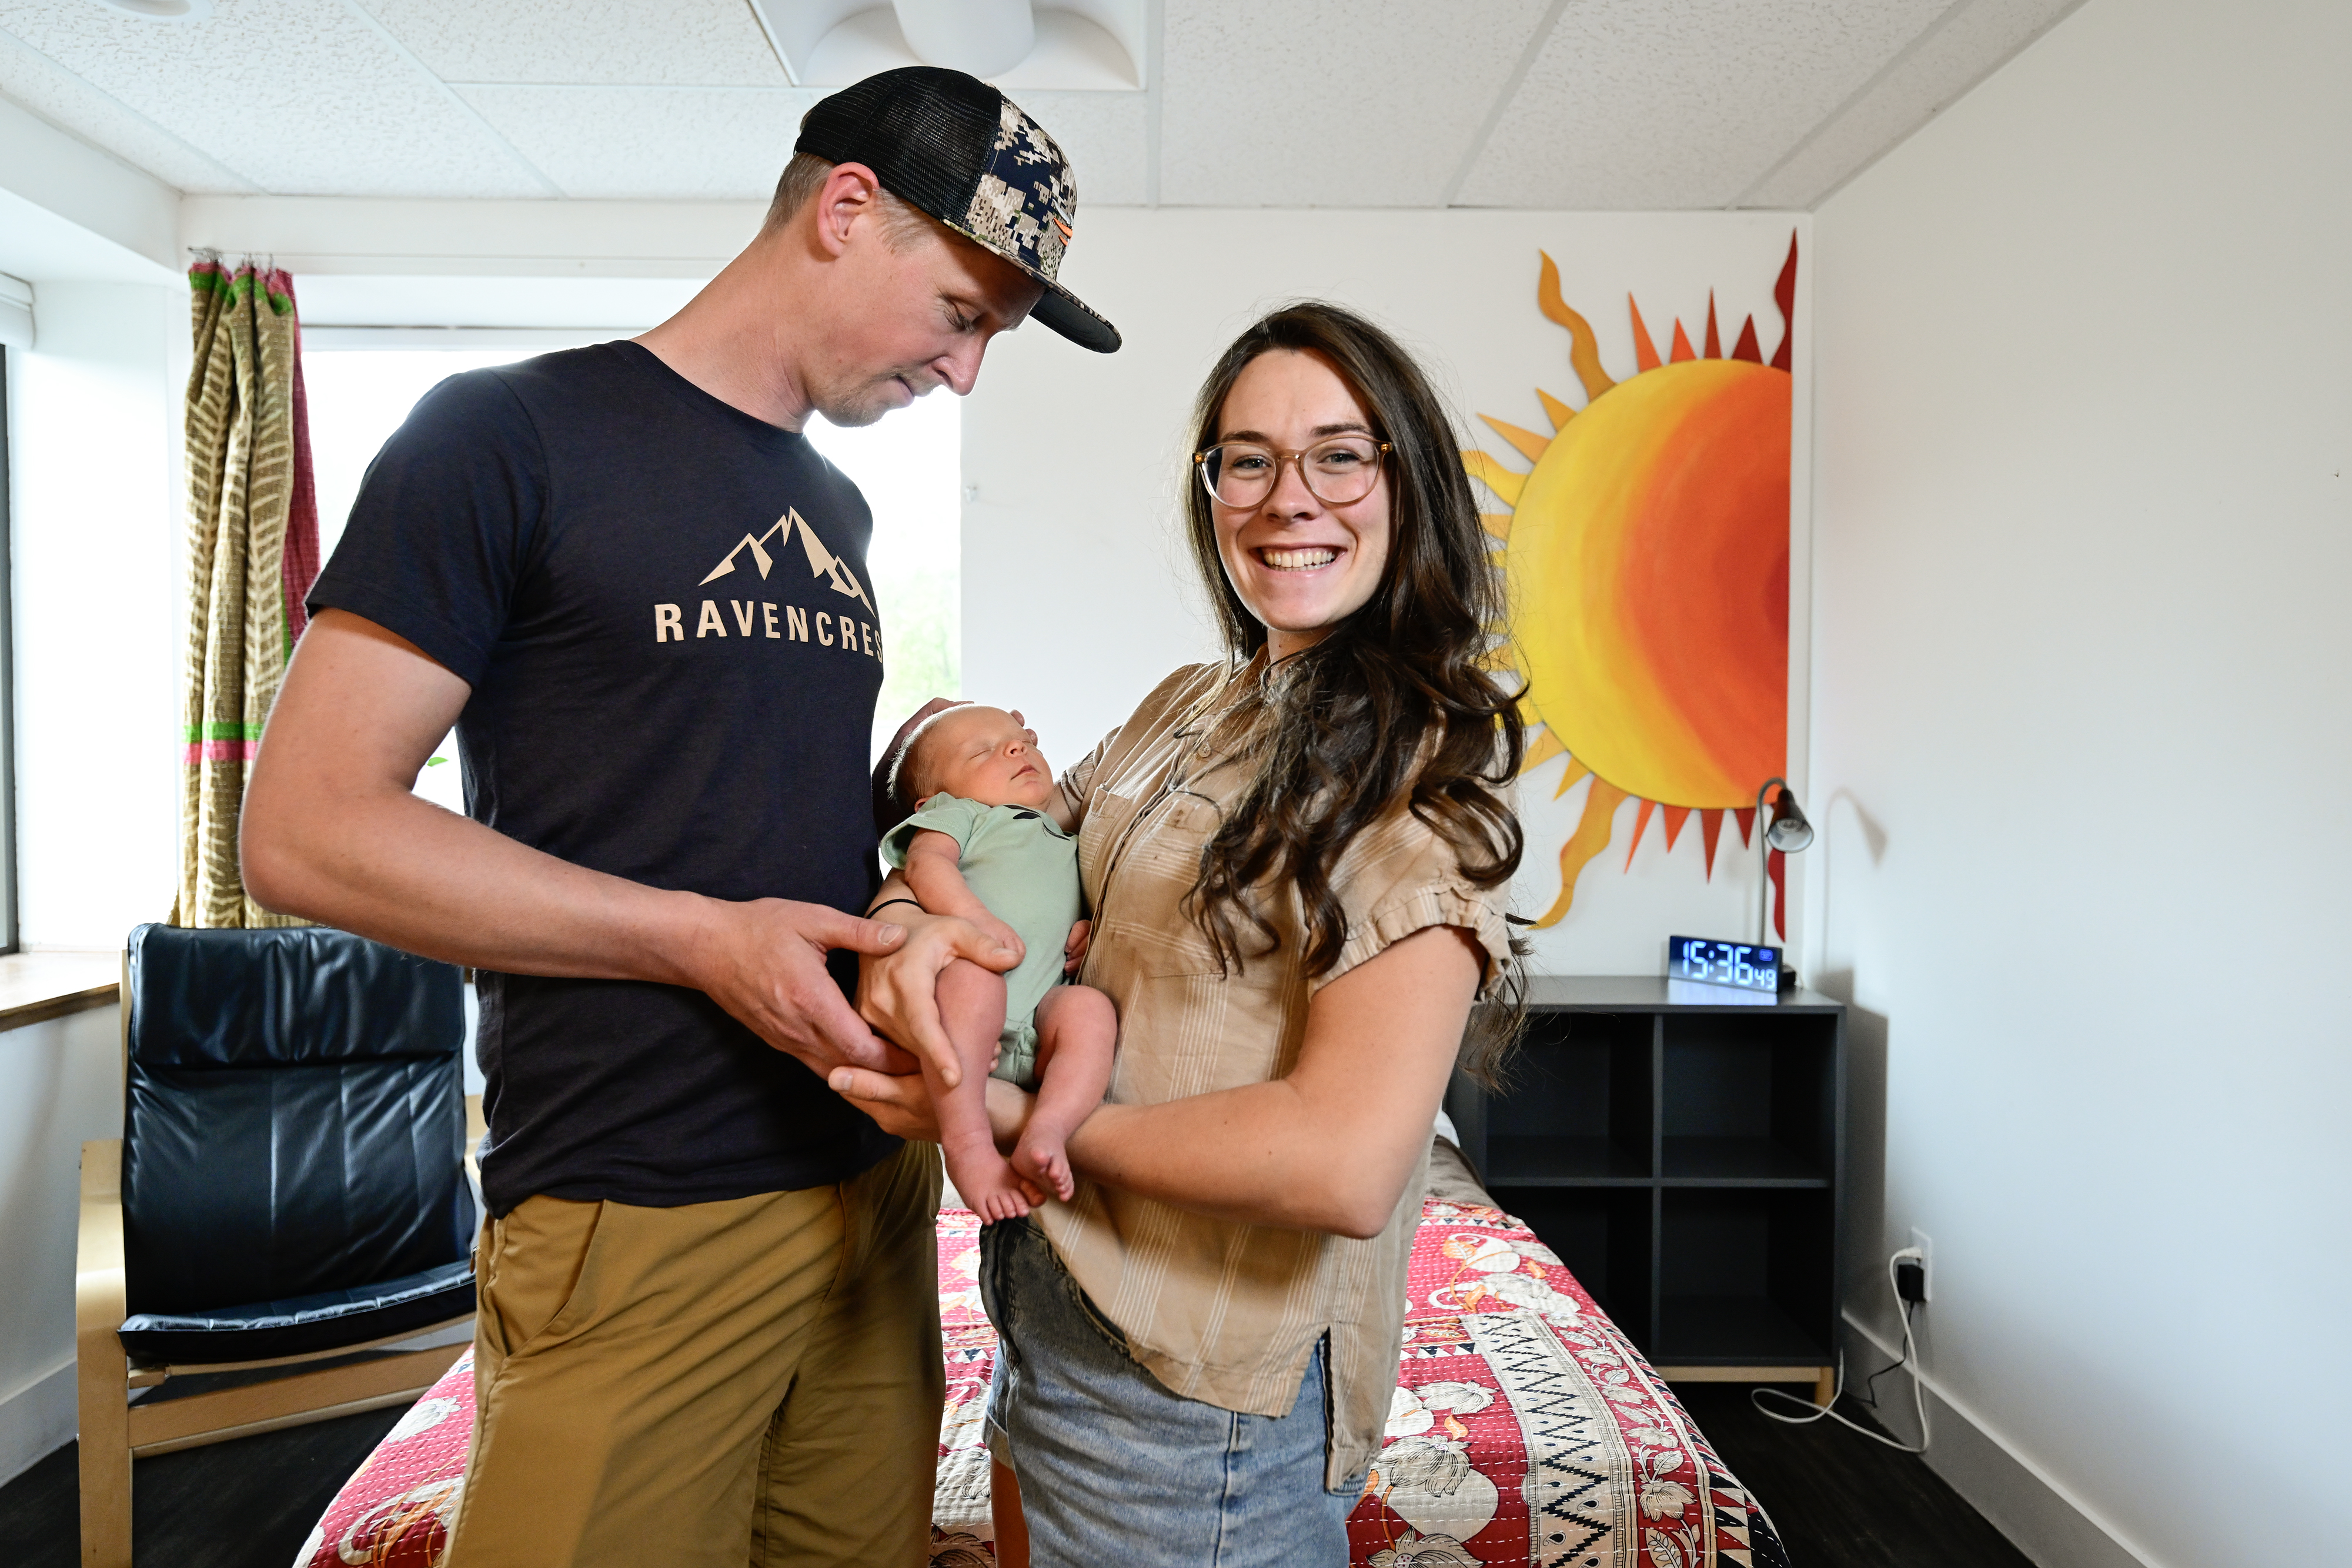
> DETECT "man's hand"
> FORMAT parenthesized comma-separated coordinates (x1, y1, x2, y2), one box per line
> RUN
(684, 897, 922, 1080)
(975, 911, 1027, 961)
(830, 1064, 1033, 1149)
(856, 904, 1020, 1088)
(1063, 918, 1091, 978)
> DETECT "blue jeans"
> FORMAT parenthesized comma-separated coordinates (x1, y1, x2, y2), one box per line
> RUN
(979, 1216, 1360, 1568)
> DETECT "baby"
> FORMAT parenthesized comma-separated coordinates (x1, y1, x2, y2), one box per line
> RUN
(877, 705, 1117, 1221)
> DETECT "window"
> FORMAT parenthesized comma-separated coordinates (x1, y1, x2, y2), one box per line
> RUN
(0, 348, 18, 953)
(302, 346, 963, 794)
(799, 392, 961, 763)
(307, 349, 533, 817)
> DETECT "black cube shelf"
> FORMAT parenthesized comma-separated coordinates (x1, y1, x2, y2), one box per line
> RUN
(1446, 975, 1847, 1385)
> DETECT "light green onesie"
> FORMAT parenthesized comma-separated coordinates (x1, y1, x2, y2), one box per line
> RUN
(880, 794, 1081, 1088)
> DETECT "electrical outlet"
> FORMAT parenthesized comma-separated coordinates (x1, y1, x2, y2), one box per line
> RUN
(1908, 1228, 1933, 1302)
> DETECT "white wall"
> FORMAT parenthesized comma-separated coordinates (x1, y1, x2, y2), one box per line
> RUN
(0, 1005, 122, 1485)
(962, 208, 1812, 974)
(10, 283, 182, 947)
(1807, 0, 2351, 1563)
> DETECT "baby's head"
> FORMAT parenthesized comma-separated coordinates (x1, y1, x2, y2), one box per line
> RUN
(890, 704, 1057, 818)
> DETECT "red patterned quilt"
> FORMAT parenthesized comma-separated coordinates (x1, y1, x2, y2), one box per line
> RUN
(298, 1199, 1785, 1568)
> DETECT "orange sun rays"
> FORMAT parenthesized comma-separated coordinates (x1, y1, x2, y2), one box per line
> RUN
(1475, 236, 1799, 927)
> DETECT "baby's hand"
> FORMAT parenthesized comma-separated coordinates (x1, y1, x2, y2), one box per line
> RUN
(1063, 919, 1091, 978)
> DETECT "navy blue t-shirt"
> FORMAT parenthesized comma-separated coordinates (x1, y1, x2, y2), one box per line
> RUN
(308, 341, 899, 1215)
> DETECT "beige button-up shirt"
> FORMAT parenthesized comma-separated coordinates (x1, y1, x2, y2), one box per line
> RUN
(1038, 656, 1514, 1489)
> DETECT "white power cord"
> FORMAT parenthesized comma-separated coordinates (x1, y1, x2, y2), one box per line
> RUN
(1750, 1247, 1931, 1453)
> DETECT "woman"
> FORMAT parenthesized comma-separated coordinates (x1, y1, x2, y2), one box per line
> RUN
(854, 302, 1524, 1566)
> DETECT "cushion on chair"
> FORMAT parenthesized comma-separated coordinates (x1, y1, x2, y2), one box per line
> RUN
(124, 1056, 473, 1311)
(121, 924, 472, 1322)
(125, 923, 465, 1069)
(118, 1258, 477, 1365)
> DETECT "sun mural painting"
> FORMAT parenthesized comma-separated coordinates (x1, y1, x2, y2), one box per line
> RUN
(1466, 235, 1798, 930)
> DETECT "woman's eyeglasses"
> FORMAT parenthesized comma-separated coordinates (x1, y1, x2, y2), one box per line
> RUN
(1193, 437, 1392, 509)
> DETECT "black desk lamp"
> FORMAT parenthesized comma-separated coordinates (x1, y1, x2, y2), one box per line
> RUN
(1755, 777, 1814, 949)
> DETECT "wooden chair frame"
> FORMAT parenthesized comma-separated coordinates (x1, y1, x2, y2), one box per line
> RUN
(74, 955, 477, 1567)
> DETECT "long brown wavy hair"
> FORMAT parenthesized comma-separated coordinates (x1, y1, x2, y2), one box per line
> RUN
(1181, 302, 1527, 1082)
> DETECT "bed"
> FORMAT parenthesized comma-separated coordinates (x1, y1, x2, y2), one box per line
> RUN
(294, 1143, 1787, 1568)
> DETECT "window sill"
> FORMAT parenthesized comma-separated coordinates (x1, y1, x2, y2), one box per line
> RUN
(0, 949, 121, 1034)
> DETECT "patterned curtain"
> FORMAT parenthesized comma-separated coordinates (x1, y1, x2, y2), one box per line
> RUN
(174, 255, 322, 927)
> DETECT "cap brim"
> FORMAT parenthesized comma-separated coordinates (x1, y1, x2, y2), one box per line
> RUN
(1030, 280, 1121, 353)
(945, 219, 1121, 353)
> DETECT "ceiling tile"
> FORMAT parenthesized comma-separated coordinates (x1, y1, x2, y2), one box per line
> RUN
(0, 27, 255, 192)
(0, 0, 553, 197)
(457, 85, 821, 199)
(1456, 0, 1947, 209)
(998, 89, 1145, 208)
(0, 0, 2093, 210)
(460, 82, 1146, 207)
(1738, 0, 2087, 208)
(366, 0, 788, 86)
(1158, 0, 1554, 207)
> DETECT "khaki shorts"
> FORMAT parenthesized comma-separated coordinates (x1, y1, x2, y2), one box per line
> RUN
(447, 1139, 943, 1568)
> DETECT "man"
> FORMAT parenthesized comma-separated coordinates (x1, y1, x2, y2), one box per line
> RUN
(240, 67, 1118, 1566)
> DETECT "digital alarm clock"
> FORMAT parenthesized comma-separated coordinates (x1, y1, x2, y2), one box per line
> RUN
(1667, 935, 1782, 993)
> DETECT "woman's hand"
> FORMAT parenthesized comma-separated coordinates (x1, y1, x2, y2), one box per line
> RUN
(1063, 918, 1091, 977)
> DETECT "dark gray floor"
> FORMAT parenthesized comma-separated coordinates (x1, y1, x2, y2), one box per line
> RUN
(1, 1386, 2035, 1566)
(1677, 1383, 2039, 1568)
(0, 1405, 405, 1568)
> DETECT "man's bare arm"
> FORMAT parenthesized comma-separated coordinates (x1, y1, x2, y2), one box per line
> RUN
(242, 610, 1013, 1084)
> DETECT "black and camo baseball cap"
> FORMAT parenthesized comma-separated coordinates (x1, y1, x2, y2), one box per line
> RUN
(796, 66, 1120, 354)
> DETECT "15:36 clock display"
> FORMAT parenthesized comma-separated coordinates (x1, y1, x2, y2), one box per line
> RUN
(1668, 935, 1781, 992)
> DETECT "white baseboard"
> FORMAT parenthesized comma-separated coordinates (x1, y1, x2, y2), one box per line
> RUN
(1840, 1312, 2163, 1568)
(0, 1358, 75, 1490)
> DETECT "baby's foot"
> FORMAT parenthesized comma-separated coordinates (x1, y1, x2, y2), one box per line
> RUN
(947, 1146, 1037, 1223)
(1011, 1135, 1076, 1203)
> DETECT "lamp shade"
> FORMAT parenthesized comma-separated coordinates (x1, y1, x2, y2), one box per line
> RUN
(1765, 785, 1813, 854)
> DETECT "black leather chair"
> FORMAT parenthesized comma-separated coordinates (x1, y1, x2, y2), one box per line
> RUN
(76, 924, 474, 1567)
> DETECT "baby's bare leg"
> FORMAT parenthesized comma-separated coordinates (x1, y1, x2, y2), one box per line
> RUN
(1009, 984, 1117, 1203)
(929, 960, 1040, 1223)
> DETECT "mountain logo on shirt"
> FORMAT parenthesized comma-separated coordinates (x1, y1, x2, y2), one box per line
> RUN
(699, 508, 874, 613)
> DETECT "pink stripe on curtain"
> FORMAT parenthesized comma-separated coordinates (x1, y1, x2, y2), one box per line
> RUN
(182, 740, 262, 764)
